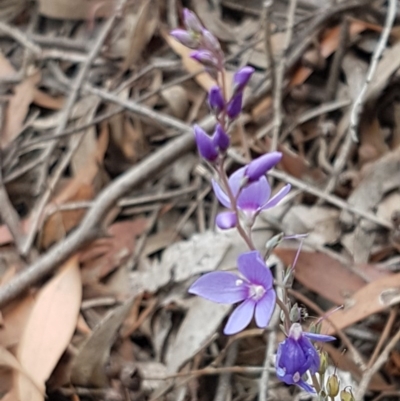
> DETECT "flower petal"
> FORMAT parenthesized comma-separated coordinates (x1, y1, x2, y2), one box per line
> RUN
(297, 380, 316, 394)
(237, 177, 271, 210)
(227, 167, 246, 197)
(254, 289, 276, 328)
(237, 251, 273, 289)
(216, 211, 237, 229)
(189, 272, 248, 304)
(261, 184, 291, 209)
(223, 298, 255, 335)
(304, 332, 336, 343)
(212, 179, 231, 208)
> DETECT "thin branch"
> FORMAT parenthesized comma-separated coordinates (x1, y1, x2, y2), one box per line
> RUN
(349, 0, 397, 142)
(271, 0, 297, 152)
(355, 328, 400, 399)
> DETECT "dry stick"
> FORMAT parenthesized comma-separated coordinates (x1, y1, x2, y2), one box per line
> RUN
(19, 2, 127, 256)
(367, 306, 398, 368)
(258, 260, 284, 401)
(0, 21, 41, 55)
(213, 343, 238, 401)
(0, 111, 215, 307)
(271, 0, 297, 152)
(355, 328, 400, 400)
(262, 0, 275, 95)
(322, 0, 397, 196)
(349, 0, 397, 142)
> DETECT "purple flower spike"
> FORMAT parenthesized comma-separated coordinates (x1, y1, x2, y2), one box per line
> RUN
(183, 9, 203, 33)
(233, 66, 255, 93)
(276, 323, 335, 393)
(212, 167, 291, 229)
(227, 92, 243, 119)
(189, 251, 276, 334)
(170, 29, 199, 48)
(190, 50, 218, 68)
(245, 152, 282, 182)
(194, 125, 218, 161)
(208, 85, 225, 114)
(212, 124, 230, 152)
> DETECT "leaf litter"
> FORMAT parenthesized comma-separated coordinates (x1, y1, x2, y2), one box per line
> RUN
(0, 0, 400, 400)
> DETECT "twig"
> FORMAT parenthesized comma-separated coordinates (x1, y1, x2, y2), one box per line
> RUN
(262, 0, 275, 93)
(0, 21, 41, 55)
(355, 328, 400, 399)
(20, 2, 126, 256)
(213, 343, 238, 401)
(349, 0, 397, 142)
(258, 259, 284, 401)
(271, 0, 297, 152)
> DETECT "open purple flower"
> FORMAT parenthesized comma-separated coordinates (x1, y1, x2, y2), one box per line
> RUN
(276, 323, 335, 393)
(189, 251, 276, 334)
(212, 160, 291, 229)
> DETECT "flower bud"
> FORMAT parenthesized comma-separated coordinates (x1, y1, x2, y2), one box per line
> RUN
(245, 152, 282, 182)
(193, 125, 218, 161)
(216, 211, 237, 229)
(183, 9, 203, 33)
(190, 50, 218, 68)
(202, 29, 221, 53)
(170, 29, 199, 48)
(233, 66, 255, 93)
(289, 303, 301, 323)
(318, 351, 328, 375)
(212, 124, 230, 152)
(226, 92, 243, 119)
(340, 388, 355, 401)
(327, 374, 340, 398)
(208, 85, 225, 114)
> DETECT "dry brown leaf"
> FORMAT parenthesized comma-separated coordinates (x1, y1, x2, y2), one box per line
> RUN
(16, 256, 81, 401)
(321, 272, 400, 335)
(274, 248, 367, 305)
(1, 69, 41, 148)
(38, 0, 112, 19)
(79, 219, 148, 284)
(33, 90, 64, 110)
(122, 0, 158, 69)
(71, 298, 134, 387)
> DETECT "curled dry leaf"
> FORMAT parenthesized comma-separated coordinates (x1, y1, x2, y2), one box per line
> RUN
(71, 298, 134, 387)
(15, 256, 81, 401)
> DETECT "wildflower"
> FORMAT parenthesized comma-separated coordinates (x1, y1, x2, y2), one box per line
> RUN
(183, 8, 203, 33)
(233, 66, 255, 93)
(170, 29, 199, 48)
(275, 323, 335, 393)
(189, 251, 276, 334)
(190, 50, 218, 68)
(226, 92, 243, 119)
(208, 85, 225, 114)
(245, 152, 282, 182)
(212, 124, 230, 152)
(212, 161, 291, 229)
(194, 125, 218, 161)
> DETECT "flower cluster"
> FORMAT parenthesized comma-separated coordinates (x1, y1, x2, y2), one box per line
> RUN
(171, 9, 337, 396)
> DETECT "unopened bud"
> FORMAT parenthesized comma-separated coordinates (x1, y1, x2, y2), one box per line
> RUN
(190, 50, 218, 68)
(208, 85, 225, 114)
(193, 125, 218, 161)
(183, 9, 203, 33)
(202, 29, 221, 53)
(289, 303, 301, 323)
(212, 124, 230, 152)
(170, 29, 199, 48)
(226, 92, 243, 119)
(318, 351, 328, 375)
(340, 388, 355, 401)
(233, 66, 255, 93)
(327, 374, 340, 397)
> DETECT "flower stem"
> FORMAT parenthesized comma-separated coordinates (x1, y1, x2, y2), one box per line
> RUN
(311, 373, 321, 394)
(275, 296, 290, 332)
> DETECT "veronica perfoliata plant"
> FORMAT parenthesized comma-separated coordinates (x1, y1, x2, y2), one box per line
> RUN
(171, 9, 337, 396)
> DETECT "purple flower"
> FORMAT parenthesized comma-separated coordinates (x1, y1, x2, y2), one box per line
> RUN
(276, 323, 335, 393)
(212, 124, 230, 152)
(170, 29, 199, 48)
(201, 29, 221, 53)
(194, 125, 218, 161)
(208, 85, 225, 114)
(233, 66, 255, 93)
(183, 9, 203, 33)
(245, 152, 282, 182)
(189, 251, 276, 334)
(227, 92, 243, 119)
(190, 50, 219, 68)
(212, 165, 291, 229)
